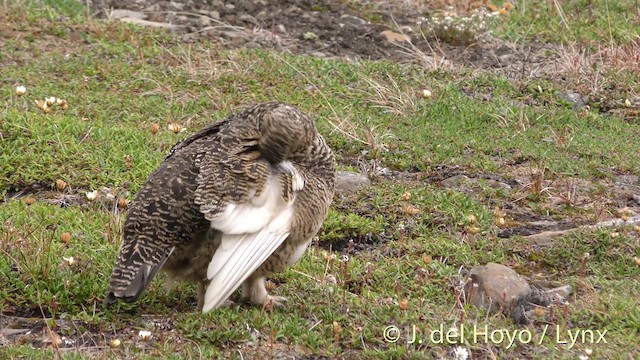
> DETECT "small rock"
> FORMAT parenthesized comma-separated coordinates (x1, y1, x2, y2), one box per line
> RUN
(120, 18, 179, 30)
(0, 333, 8, 346)
(467, 263, 532, 323)
(170, 1, 185, 10)
(208, 11, 221, 20)
(526, 286, 570, 315)
(284, 6, 301, 15)
(255, 10, 268, 20)
(335, 171, 371, 195)
(108, 9, 146, 20)
(499, 53, 517, 64)
(244, 41, 260, 49)
(484, 179, 512, 192)
(225, 3, 235, 10)
(238, 14, 258, 25)
(615, 174, 640, 187)
(199, 16, 211, 27)
(276, 24, 287, 33)
(142, 4, 159, 12)
(544, 285, 572, 301)
(219, 30, 244, 39)
(441, 175, 511, 195)
(303, 32, 319, 41)
(374, 166, 391, 177)
(340, 14, 367, 26)
(310, 51, 328, 58)
(440, 174, 471, 189)
(380, 30, 411, 43)
(559, 91, 585, 109)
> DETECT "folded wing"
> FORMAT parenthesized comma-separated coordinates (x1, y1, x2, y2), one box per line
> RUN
(195, 125, 301, 312)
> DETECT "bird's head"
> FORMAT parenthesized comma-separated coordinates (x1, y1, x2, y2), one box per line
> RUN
(257, 103, 316, 164)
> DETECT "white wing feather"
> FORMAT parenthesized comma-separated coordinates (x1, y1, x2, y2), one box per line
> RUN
(201, 164, 299, 312)
(202, 230, 289, 312)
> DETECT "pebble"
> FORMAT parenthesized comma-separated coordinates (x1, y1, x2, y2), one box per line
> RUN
(559, 91, 585, 108)
(335, 171, 371, 195)
(380, 30, 411, 43)
(170, 1, 185, 10)
(303, 32, 319, 41)
(340, 14, 367, 26)
(120, 18, 179, 29)
(109, 9, 146, 20)
(467, 263, 531, 323)
(238, 14, 258, 25)
(199, 16, 211, 27)
(441, 175, 511, 194)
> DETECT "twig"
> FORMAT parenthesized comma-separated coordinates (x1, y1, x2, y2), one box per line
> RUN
(78, 127, 93, 145)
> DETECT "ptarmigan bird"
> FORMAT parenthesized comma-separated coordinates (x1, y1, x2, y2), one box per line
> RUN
(105, 102, 336, 312)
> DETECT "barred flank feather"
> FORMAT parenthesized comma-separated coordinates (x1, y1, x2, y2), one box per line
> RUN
(105, 102, 336, 312)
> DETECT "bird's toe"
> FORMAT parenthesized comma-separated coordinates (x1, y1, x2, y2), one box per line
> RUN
(263, 295, 287, 309)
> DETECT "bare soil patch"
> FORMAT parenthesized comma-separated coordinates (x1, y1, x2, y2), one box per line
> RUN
(89, 0, 560, 73)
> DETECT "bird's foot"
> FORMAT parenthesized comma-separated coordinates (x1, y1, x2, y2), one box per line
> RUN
(264, 295, 287, 309)
(243, 295, 287, 310)
(241, 276, 288, 308)
(240, 291, 287, 308)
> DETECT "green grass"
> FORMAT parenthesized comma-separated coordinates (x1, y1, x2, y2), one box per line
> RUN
(494, 0, 640, 45)
(1, 0, 639, 358)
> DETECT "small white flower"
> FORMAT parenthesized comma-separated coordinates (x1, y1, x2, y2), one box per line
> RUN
(46, 97, 56, 106)
(63, 256, 75, 266)
(453, 346, 469, 360)
(422, 89, 432, 99)
(138, 330, 152, 340)
(86, 190, 98, 201)
(624, 98, 632, 107)
(579, 356, 588, 360)
(16, 85, 26, 96)
(585, 349, 593, 356)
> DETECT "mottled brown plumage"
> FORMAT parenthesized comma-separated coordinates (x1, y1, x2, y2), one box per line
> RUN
(105, 102, 335, 311)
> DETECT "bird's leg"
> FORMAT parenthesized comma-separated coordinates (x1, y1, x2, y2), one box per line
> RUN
(241, 275, 287, 307)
